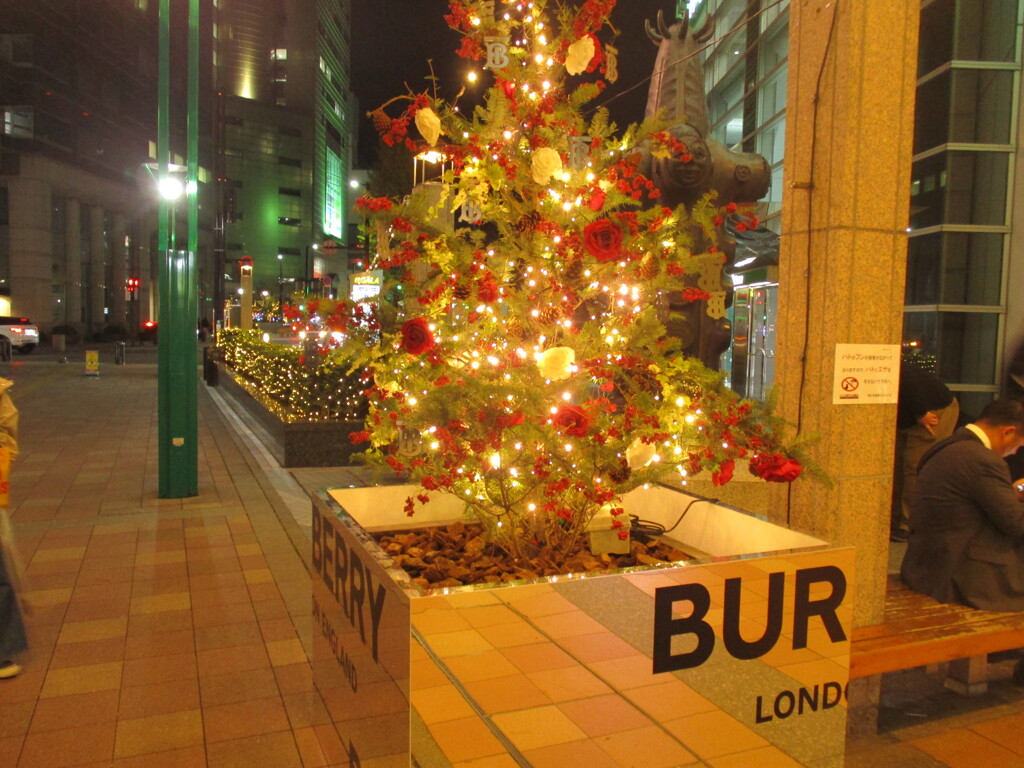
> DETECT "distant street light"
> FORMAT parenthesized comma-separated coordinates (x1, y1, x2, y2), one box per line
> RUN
(277, 253, 284, 320)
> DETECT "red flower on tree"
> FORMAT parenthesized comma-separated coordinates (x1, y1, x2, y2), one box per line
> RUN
(400, 317, 435, 355)
(749, 453, 803, 482)
(356, 196, 394, 213)
(552, 405, 592, 437)
(681, 286, 712, 303)
(476, 272, 499, 302)
(496, 411, 525, 428)
(456, 36, 483, 60)
(583, 219, 623, 262)
(711, 459, 735, 486)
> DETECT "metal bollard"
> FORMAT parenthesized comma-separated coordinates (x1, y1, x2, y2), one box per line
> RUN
(114, 341, 126, 365)
(203, 346, 219, 387)
(0, 337, 10, 362)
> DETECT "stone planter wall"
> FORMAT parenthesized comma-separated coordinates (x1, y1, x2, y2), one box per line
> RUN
(311, 484, 854, 768)
(214, 361, 363, 467)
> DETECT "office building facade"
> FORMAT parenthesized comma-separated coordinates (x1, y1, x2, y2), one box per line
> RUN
(0, 0, 356, 337)
(216, 0, 354, 312)
(686, 0, 1024, 415)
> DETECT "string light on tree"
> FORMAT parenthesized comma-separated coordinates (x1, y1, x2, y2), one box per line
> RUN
(295, 0, 809, 567)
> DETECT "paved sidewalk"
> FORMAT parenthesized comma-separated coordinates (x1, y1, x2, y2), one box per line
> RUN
(0, 352, 1023, 767)
(0, 357, 347, 768)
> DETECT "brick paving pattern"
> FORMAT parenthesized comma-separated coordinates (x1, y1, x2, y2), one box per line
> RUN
(0, 347, 1022, 767)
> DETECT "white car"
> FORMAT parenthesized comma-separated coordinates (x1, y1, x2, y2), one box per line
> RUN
(0, 316, 39, 354)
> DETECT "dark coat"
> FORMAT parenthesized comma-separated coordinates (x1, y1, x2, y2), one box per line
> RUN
(901, 428, 1024, 611)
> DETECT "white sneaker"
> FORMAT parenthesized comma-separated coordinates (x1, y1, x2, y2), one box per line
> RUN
(0, 662, 21, 679)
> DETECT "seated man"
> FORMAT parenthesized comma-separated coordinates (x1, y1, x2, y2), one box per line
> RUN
(890, 363, 959, 542)
(901, 398, 1024, 612)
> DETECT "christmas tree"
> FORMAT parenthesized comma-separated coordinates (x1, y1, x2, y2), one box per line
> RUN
(311, 0, 804, 567)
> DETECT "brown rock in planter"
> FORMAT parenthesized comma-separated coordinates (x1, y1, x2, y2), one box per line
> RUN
(374, 523, 693, 588)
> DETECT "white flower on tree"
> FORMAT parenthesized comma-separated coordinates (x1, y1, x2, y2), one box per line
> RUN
(536, 346, 575, 381)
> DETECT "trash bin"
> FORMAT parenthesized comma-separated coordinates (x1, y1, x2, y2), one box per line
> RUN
(52, 333, 66, 353)
(0, 337, 10, 362)
(114, 341, 126, 365)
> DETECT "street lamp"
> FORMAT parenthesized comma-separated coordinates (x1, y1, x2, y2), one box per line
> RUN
(158, 174, 184, 201)
(305, 243, 319, 295)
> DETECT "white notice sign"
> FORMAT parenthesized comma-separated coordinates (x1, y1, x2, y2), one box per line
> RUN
(833, 344, 900, 404)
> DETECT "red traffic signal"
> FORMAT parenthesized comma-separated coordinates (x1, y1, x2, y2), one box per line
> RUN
(126, 277, 140, 292)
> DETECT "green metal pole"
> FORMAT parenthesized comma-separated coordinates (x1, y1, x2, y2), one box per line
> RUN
(158, 0, 200, 497)
(181, 0, 199, 493)
(157, 0, 172, 497)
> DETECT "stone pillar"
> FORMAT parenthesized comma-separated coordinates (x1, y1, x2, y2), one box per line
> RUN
(111, 213, 128, 330)
(65, 198, 83, 329)
(90, 205, 106, 333)
(772, 0, 920, 735)
(6, 178, 53, 324)
(774, 0, 919, 622)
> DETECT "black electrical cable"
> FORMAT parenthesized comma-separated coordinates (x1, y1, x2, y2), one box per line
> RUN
(629, 494, 719, 540)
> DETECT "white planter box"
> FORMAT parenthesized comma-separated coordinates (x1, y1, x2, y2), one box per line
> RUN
(311, 483, 853, 768)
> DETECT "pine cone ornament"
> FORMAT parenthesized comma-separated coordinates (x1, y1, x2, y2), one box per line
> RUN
(369, 108, 392, 135)
(514, 211, 542, 233)
(538, 304, 563, 325)
(505, 317, 526, 339)
(636, 253, 658, 281)
(630, 368, 661, 397)
(452, 282, 472, 300)
(608, 460, 632, 484)
(564, 259, 584, 282)
(505, 319, 528, 342)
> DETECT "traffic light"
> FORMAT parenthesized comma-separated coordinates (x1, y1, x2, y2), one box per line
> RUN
(126, 277, 141, 292)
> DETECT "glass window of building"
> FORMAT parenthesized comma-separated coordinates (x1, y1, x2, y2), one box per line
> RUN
(693, 0, 1021, 411)
(904, 0, 1022, 412)
(692, 0, 790, 399)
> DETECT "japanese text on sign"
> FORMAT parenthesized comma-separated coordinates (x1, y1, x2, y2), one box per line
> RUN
(833, 344, 900, 404)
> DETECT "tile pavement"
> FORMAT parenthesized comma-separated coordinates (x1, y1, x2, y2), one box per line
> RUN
(0, 355, 348, 768)
(0, 350, 1022, 767)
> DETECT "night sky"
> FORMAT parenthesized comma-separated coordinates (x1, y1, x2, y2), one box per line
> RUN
(350, 0, 683, 166)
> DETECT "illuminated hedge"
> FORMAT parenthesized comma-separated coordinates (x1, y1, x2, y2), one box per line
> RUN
(216, 328, 366, 423)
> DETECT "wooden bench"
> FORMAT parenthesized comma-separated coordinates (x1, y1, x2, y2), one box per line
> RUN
(850, 575, 1024, 695)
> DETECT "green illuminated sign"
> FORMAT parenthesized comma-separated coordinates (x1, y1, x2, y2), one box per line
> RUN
(324, 147, 343, 238)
